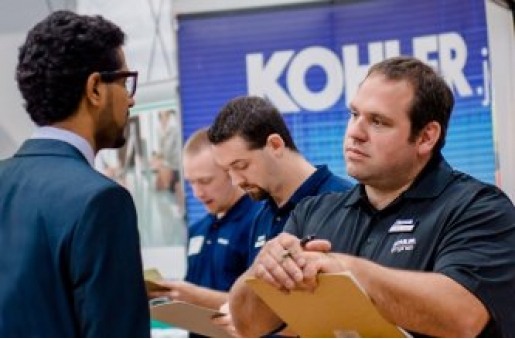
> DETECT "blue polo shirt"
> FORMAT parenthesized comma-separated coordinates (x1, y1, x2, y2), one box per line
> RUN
(247, 165, 353, 265)
(185, 195, 262, 291)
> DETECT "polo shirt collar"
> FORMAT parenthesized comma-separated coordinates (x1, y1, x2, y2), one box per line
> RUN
(344, 153, 454, 207)
(403, 153, 454, 199)
(268, 165, 332, 212)
(211, 194, 253, 224)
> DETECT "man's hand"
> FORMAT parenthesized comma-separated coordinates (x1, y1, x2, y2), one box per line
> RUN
(211, 302, 240, 337)
(251, 233, 357, 291)
(250, 233, 306, 291)
(149, 280, 228, 310)
(152, 280, 198, 303)
(301, 240, 353, 279)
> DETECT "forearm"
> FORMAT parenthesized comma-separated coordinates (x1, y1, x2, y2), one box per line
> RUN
(179, 284, 228, 310)
(229, 271, 283, 337)
(348, 257, 488, 337)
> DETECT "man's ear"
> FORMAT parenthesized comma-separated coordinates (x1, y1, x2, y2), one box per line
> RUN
(266, 133, 285, 154)
(417, 121, 441, 156)
(85, 72, 104, 106)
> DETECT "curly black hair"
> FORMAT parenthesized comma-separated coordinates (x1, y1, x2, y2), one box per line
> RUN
(16, 10, 125, 126)
(207, 96, 298, 152)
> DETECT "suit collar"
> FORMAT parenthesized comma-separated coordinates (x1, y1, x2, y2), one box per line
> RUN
(30, 126, 95, 166)
(15, 139, 90, 165)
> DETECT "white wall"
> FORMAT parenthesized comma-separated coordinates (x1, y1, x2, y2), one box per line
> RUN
(486, 0, 515, 202)
(0, 0, 73, 159)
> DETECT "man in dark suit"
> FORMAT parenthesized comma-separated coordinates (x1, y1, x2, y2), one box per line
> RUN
(0, 11, 150, 337)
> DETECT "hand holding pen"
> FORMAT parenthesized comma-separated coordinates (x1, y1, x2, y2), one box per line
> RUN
(300, 234, 317, 248)
(279, 234, 328, 262)
(252, 233, 334, 292)
(278, 234, 317, 263)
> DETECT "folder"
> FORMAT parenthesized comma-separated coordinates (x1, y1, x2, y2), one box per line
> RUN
(150, 300, 230, 338)
(246, 271, 409, 338)
(144, 268, 169, 293)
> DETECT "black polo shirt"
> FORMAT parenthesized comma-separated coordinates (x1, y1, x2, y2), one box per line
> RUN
(284, 155, 515, 337)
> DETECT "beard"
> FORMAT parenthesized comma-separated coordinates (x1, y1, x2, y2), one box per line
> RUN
(242, 185, 270, 201)
(96, 97, 128, 150)
(111, 127, 127, 148)
(96, 119, 127, 150)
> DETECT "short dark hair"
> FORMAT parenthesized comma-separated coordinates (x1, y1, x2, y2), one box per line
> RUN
(366, 56, 454, 154)
(16, 10, 125, 126)
(207, 96, 298, 152)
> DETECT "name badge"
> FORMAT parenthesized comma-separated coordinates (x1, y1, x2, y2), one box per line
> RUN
(388, 219, 416, 233)
(188, 236, 204, 256)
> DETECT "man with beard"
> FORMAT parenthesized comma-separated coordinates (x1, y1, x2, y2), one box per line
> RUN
(207, 96, 353, 267)
(207, 97, 352, 335)
(0, 11, 149, 337)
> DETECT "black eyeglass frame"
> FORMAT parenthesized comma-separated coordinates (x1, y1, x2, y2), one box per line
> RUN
(99, 70, 138, 98)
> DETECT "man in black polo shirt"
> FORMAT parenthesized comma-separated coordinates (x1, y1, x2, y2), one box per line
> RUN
(228, 56, 515, 337)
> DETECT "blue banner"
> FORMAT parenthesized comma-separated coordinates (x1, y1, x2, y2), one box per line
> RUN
(178, 0, 493, 223)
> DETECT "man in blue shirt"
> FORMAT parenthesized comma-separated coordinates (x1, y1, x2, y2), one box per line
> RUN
(150, 129, 261, 318)
(0, 11, 149, 337)
(206, 97, 352, 335)
(208, 96, 353, 266)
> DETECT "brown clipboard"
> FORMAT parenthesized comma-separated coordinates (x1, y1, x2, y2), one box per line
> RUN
(144, 268, 169, 293)
(150, 300, 229, 337)
(246, 272, 409, 338)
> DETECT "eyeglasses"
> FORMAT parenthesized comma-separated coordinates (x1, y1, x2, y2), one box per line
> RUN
(99, 70, 138, 98)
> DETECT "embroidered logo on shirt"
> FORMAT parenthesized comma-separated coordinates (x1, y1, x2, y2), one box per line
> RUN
(391, 238, 416, 253)
(388, 219, 416, 233)
(217, 238, 229, 245)
(188, 236, 204, 256)
(254, 235, 266, 248)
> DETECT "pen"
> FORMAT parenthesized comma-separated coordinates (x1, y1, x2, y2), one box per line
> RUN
(300, 234, 316, 248)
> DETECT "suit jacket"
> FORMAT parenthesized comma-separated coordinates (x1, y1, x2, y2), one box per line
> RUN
(0, 139, 150, 337)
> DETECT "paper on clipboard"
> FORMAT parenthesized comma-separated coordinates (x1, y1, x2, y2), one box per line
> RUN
(150, 300, 229, 338)
(144, 268, 169, 293)
(246, 272, 409, 338)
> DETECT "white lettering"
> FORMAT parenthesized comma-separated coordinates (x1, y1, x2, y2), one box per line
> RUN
(438, 32, 473, 96)
(246, 31, 473, 113)
(343, 41, 385, 106)
(413, 34, 439, 69)
(246, 51, 300, 112)
(287, 46, 344, 111)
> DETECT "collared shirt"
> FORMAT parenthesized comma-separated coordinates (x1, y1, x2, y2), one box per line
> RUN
(185, 195, 262, 291)
(284, 155, 515, 337)
(247, 165, 353, 265)
(31, 126, 95, 166)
